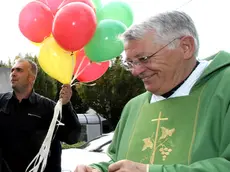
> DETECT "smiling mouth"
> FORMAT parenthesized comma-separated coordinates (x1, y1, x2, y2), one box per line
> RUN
(142, 74, 155, 82)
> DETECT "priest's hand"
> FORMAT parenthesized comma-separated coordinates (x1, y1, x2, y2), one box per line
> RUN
(108, 160, 147, 172)
(74, 165, 100, 172)
(59, 84, 72, 105)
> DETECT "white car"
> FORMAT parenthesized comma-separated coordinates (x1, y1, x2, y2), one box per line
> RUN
(61, 132, 114, 172)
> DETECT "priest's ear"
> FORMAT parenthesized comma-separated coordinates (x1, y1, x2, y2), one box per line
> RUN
(179, 36, 195, 60)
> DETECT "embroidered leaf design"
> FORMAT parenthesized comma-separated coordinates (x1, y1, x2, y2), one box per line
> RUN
(159, 127, 175, 140)
(142, 137, 153, 151)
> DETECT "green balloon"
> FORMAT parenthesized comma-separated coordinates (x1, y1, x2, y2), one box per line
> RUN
(85, 19, 127, 62)
(97, 1, 134, 27)
(91, 0, 103, 12)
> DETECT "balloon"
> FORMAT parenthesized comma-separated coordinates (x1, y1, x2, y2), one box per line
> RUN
(74, 49, 109, 82)
(31, 41, 41, 47)
(19, 1, 53, 43)
(52, 2, 97, 52)
(38, 37, 76, 84)
(91, 0, 102, 20)
(31, 34, 53, 46)
(97, 1, 134, 27)
(58, 0, 95, 11)
(37, 0, 64, 15)
(91, 0, 102, 11)
(84, 19, 127, 62)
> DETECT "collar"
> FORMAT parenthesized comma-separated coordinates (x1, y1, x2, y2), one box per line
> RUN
(28, 91, 37, 104)
(161, 61, 200, 98)
(150, 60, 211, 103)
(7, 90, 37, 104)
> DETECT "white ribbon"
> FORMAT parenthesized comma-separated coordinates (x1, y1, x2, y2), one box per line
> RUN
(25, 99, 63, 172)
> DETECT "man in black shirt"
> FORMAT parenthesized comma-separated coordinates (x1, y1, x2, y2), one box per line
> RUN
(0, 58, 81, 172)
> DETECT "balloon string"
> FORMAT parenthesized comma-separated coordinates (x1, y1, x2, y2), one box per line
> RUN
(75, 61, 91, 78)
(70, 61, 91, 87)
(70, 55, 91, 85)
(70, 54, 85, 85)
(70, 48, 84, 84)
(71, 52, 75, 83)
(25, 100, 63, 172)
(71, 60, 107, 87)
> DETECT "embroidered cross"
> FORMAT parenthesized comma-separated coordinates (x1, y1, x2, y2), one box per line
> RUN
(150, 112, 168, 164)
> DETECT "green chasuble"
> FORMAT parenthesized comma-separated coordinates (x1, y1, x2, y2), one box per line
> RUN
(90, 51, 230, 172)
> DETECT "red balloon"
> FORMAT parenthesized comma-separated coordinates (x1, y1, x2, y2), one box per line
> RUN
(74, 49, 109, 82)
(19, 1, 53, 43)
(37, 0, 46, 3)
(37, 0, 64, 15)
(52, 2, 97, 51)
(58, 0, 95, 11)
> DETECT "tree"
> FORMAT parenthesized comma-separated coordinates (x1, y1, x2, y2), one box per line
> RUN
(0, 60, 6, 67)
(0, 58, 12, 68)
(77, 57, 145, 129)
(71, 86, 89, 113)
(7, 58, 12, 67)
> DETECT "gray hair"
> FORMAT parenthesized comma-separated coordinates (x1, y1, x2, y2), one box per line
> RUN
(121, 11, 199, 57)
(15, 58, 38, 78)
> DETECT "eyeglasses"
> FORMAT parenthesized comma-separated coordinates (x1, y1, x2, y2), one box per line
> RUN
(123, 37, 180, 71)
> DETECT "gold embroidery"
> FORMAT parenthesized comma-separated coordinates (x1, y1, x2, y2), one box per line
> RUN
(140, 156, 149, 163)
(188, 84, 207, 164)
(159, 127, 175, 140)
(141, 112, 175, 163)
(159, 145, 173, 161)
(142, 137, 153, 151)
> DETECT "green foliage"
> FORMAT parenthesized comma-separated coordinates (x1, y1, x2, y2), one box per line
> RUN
(0, 60, 6, 67)
(7, 58, 12, 68)
(62, 141, 85, 149)
(0, 58, 12, 68)
(77, 57, 145, 128)
(71, 87, 89, 113)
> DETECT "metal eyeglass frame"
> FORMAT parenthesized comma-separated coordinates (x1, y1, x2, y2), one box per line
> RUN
(123, 37, 181, 71)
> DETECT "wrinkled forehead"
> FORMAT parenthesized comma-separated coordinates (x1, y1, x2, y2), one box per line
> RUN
(124, 41, 142, 61)
(124, 38, 155, 61)
(12, 61, 30, 70)
(123, 31, 159, 60)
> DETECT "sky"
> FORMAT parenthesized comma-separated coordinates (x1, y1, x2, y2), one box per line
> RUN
(1, 0, 230, 63)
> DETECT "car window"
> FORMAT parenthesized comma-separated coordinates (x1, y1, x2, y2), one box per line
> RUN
(80, 132, 114, 151)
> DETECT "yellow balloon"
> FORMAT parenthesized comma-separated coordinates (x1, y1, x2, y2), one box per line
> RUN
(38, 37, 76, 84)
(31, 34, 53, 47)
(31, 41, 41, 47)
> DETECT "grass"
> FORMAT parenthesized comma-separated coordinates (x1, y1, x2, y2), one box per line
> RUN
(62, 141, 86, 149)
